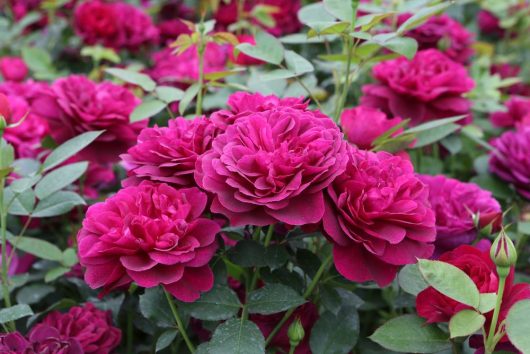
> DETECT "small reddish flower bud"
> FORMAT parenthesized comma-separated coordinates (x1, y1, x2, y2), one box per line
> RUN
(490, 229, 517, 270)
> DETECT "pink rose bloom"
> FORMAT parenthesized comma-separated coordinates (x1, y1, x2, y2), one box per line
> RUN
(0, 81, 50, 158)
(478, 10, 503, 36)
(340, 106, 403, 150)
(33, 75, 146, 164)
(39, 303, 121, 354)
(490, 96, 530, 129)
(361, 49, 475, 125)
(230, 34, 265, 66)
(0, 57, 28, 82)
(28, 325, 83, 354)
(0, 332, 31, 353)
(74, 0, 158, 50)
(149, 43, 227, 87)
(398, 14, 474, 64)
(210, 92, 307, 130)
(77, 181, 220, 302)
(195, 96, 348, 226)
(121, 116, 219, 188)
(491, 63, 530, 97)
(323, 147, 436, 286)
(489, 128, 530, 199)
(419, 175, 501, 256)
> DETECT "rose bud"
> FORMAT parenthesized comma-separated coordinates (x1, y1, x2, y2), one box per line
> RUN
(287, 318, 305, 348)
(490, 229, 517, 274)
(0, 93, 11, 126)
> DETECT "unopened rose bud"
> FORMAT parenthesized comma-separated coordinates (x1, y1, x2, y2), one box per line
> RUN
(288, 318, 305, 348)
(0, 93, 11, 128)
(490, 229, 517, 273)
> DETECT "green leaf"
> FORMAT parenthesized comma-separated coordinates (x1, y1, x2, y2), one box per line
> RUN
(32, 191, 85, 218)
(265, 245, 289, 270)
(156, 329, 178, 352)
(62, 248, 78, 267)
(105, 68, 156, 92)
(7, 188, 35, 216)
(469, 174, 514, 200)
(7, 235, 63, 261)
(21, 47, 57, 80)
(356, 13, 395, 31)
(310, 304, 359, 354)
(228, 240, 267, 267)
(209, 318, 265, 354)
(178, 83, 200, 115)
(35, 161, 88, 200)
(405, 116, 467, 134)
(42, 131, 104, 172)
(418, 259, 480, 308)
(478, 293, 497, 314)
(323, 0, 353, 22)
(398, 264, 428, 296)
(130, 99, 165, 123)
(0, 304, 33, 324)
(284, 50, 314, 75)
(260, 69, 297, 81)
(298, 3, 336, 24)
(248, 284, 305, 315)
(81, 45, 120, 64)
(397, 3, 451, 34)
(10, 175, 41, 193)
(412, 123, 460, 148)
(449, 309, 485, 338)
(16, 284, 54, 305)
(155, 86, 184, 103)
(139, 287, 174, 328)
(45, 266, 70, 282)
(180, 285, 241, 321)
(370, 314, 450, 353)
(236, 31, 284, 65)
(307, 21, 350, 38)
(506, 300, 530, 353)
(381, 36, 418, 59)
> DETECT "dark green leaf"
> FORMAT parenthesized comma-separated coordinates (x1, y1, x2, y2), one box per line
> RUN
(139, 287, 174, 328)
(228, 240, 267, 267)
(209, 318, 265, 354)
(16, 284, 54, 304)
(156, 329, 178, 352)
(370, 315, 450, 353)
(412, 123, 460, 148)
(180, 285, 241, 321)
(469, 174, 514, 200)
(310, 304, 360, 354)
(45, 266, 70, 282)
(248, 284, 305, 315)
(7, 235, 63, 261)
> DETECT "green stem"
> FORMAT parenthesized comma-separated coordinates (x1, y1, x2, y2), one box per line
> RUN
(195, 24, 206, 116)
(334, 37, 354, 122)
(164, 289, 196, 353)
(126, 309, 133, 354)
(264, 224, 274, 247)
(265, 253, 333, 347)
(485, 274, 507, 353)
(289, 345, 296, 354)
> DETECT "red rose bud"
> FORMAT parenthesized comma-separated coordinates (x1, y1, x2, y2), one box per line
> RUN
(287, 318, 305, 348)
(0, 93, 11, 128)
(490, 229, 517, 271)
(477, 211, 503, 233)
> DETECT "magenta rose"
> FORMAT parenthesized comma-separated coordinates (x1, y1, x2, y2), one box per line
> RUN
(490, 96, 530, 129)
(0, 332, 31, 353)
(478, 10, 503, 36)
(489, 128, 530, 199)
(260, 0, 301, 36)
(0, 56, 28, 82)
(75, 0, 158, 50)
(32, 75, 146, 164)
(340, 105, 402, 150)
(195, 97, 348, 226)
(398, 14, 474, 64)
(419, 175, 501, 255)
(361, 49, 474, 125)
(39, 303, 121, 354)
(28, 325, 84, 354)
(323, 147, 436, 286)
(210, 92, 307, 131)
(149, 43, 227, 87)
(121, 116, 219, 188)
(77, 181, 220, 301)
(0, 81, 50, 158)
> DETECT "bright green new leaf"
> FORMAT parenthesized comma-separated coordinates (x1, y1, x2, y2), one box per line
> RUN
(449, 310, 485, 338)
(418, 259, 480, 308)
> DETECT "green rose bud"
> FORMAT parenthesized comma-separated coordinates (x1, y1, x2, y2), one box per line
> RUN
(490, 229, 517, 272)
(288, 318, 305, 348)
